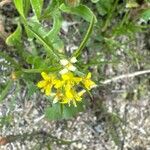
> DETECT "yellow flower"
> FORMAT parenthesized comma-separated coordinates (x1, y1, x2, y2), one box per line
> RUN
(55, 72, 82, 89)
(82, 72, 97, 90)
(37, 72, 56, 96)
(11, 72, 17, 80)
(62, 72, 82, 84)
(59, 57, 77, 74)
(62, 89, 86, 107)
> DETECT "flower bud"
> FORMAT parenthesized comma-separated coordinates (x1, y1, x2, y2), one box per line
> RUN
(65, 0, 80, 7)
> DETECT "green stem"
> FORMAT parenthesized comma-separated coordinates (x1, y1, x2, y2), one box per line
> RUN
(22, 67, 60, 73)
(102, 0, 119, 32)
(73, 16, 95, 58)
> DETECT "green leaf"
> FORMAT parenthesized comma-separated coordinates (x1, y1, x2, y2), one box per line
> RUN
(0, 81, 13, 102)
(44, 10, 64, 51)
(30, 0, 43, 20)
(27, 82, 38, 97)
(44, 11, 62, 41)
(6, 23, 22, 46)
(140, 8, 150, 22)
(45, 102, 84, 120)
(96, 0, 113, 16)
(24, 0, 31, 17)
(24, 23, 60, 60)
(45, 104, 62, 120)
(13, 0, 25, 19)
(63, 103, 84, 119)
(42, 0, 61, 19)
(59, 4, 97, 23)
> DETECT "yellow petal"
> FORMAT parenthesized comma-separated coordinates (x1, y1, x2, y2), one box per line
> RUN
(41, 72, 49, 80)
(62, 72, 73, 80)
(54, 80, 64, 89)
(78, 90, 86, 96)
(45, 84, 52, 96)
(74, 77, 82, 83)
(37, 80, 47, 88)
(87, 72, 91, 79)
(66, 89, 73, 99)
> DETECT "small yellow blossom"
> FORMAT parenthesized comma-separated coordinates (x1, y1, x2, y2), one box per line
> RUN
(11, 72, 17, 80)
(62, 89, 86, 107)
(37, 72, 56, 96)
(82, 72, 97, 90)
(59, 57, 77, 74)
(37, 70, 96, 107)
(55, 72, 82, 89)
(62, 72, 82, 84)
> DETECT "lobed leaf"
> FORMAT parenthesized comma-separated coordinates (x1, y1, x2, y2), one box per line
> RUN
(6, 23, 22, 46)
(59, 4, 97, 23)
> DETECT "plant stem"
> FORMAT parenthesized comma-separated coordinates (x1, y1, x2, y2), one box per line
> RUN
(73, 16, 95, 58)
(102, 0, 119, 32)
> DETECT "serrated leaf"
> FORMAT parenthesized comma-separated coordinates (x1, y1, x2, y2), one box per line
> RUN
(30, 0, 43, 20)
(59, 4, 97, 23)
(6, 23, 22, 46)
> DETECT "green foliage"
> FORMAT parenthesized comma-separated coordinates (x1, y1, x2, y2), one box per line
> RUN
(45, 102, 84, 120)
(6, 23, 22, 46)
(141, 8, 150, 21)
(30, 0, 43, 20)
(0, 81, 13, 102)
(1, 0, 149, 124)
(60, 4, 97, 22)
(0, 114, 13, 128)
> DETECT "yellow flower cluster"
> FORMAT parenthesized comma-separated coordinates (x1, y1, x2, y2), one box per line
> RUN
(37, 57, 96, 106)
